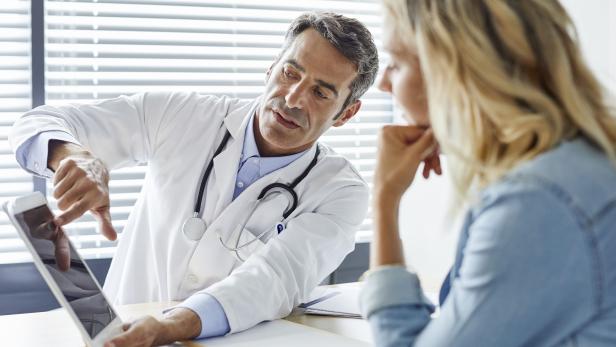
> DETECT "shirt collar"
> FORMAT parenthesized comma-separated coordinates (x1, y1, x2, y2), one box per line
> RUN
(241, 113, 260, 162)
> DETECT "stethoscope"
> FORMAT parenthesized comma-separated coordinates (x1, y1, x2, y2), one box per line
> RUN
(182, 129, 321, 252)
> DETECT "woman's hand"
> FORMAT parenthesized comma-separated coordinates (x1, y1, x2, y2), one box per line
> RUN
(370, 125, 440, 267)
(373, 125, 440, 203)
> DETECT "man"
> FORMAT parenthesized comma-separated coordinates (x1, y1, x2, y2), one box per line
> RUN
(10, 12, 378, 346)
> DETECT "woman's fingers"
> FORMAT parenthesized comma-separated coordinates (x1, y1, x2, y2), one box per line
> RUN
(421, 150, 442, 179)
(375, 125, 439, 198)
(422, 161, 431, 179)
(432, 154, 442, 175)
(412, 129, 436, 161)
(378, 124, 423, 146)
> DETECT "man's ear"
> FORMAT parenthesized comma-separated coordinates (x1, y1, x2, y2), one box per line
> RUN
(333, 99, 362, 127)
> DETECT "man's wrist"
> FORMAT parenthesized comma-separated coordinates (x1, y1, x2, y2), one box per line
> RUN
(158, 307, 202, 343)
(48, 140, 91, 172)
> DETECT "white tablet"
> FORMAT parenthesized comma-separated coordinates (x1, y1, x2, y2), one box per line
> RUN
(2, 192, 123, 347)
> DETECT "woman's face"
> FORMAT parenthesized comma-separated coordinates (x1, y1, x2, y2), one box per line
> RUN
(379, 23, 430, 127)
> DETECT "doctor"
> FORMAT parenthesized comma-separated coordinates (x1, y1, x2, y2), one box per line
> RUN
(11, 12, 378, 346)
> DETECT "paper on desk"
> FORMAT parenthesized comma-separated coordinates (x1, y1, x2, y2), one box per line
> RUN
(298, 285, 362, 318)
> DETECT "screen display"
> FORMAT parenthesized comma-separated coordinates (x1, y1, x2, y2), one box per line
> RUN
(15, 204, 117, 339)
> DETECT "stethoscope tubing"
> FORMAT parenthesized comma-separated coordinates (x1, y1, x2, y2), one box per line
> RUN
(184, 127, 321, 248)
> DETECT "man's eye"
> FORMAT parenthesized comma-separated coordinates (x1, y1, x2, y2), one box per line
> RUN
(314, 88, 328, 99)
(283, 69, 297, 79)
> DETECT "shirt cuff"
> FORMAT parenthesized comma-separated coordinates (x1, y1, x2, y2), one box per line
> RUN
(172, 293, 230, 339)
(359, 266, 435, 318)
(17, 131, 80, 178)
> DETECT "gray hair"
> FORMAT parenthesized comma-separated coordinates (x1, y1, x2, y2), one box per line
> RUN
(280, 12, 379, 113)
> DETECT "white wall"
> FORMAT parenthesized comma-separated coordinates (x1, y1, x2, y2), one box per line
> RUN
(399, 163, 458, 291)
(560, 0, 616, 92)
(397, 0, 616, 293)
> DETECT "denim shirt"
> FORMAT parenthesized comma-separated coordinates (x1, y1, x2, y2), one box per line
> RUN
(360, 137, 616, 347)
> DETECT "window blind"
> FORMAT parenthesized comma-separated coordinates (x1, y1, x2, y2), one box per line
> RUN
(0, 0, 35, 264)
(1, 0, 391, 263)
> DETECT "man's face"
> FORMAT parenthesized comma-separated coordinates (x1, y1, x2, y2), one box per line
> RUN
(255, 28, 361, 156)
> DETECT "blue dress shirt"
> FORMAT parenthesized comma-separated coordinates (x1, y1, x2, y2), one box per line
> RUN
(231, 113, 306, 200)
(16, 112, 306, 339)
(16, 130, 80, 178)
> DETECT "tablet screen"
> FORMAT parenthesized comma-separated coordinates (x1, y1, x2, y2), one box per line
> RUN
(14, 204, 117, 339)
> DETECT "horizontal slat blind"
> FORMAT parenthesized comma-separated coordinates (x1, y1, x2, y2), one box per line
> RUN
(41, 0, 390, 258)
(0, 0, 34, 264)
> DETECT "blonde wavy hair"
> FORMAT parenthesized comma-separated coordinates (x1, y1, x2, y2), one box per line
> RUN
(382, 0, 616, 202)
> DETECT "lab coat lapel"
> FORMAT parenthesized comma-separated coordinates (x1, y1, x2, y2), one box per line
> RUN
(202, 99, 255, 224)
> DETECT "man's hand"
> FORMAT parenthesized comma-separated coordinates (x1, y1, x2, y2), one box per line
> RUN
(48, 140, 117, 241)
(105, 308, 202, 347)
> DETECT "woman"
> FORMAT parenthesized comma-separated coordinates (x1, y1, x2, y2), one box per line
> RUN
(360, 1, 616, 346)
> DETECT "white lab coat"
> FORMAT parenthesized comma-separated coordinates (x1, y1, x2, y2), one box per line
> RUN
(10, 91, 369, 333)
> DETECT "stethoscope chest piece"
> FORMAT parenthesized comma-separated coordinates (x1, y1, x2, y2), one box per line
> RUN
(182, 214, 207, 241)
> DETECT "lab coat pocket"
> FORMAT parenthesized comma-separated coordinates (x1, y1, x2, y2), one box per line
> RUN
(232, 194, 289, 261)
(231, 226, 268, 261)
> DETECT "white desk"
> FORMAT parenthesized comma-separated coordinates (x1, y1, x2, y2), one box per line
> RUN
(0, 284, 372, 346)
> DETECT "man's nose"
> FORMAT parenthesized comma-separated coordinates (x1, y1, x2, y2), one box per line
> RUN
(285, 81, 308, 109)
